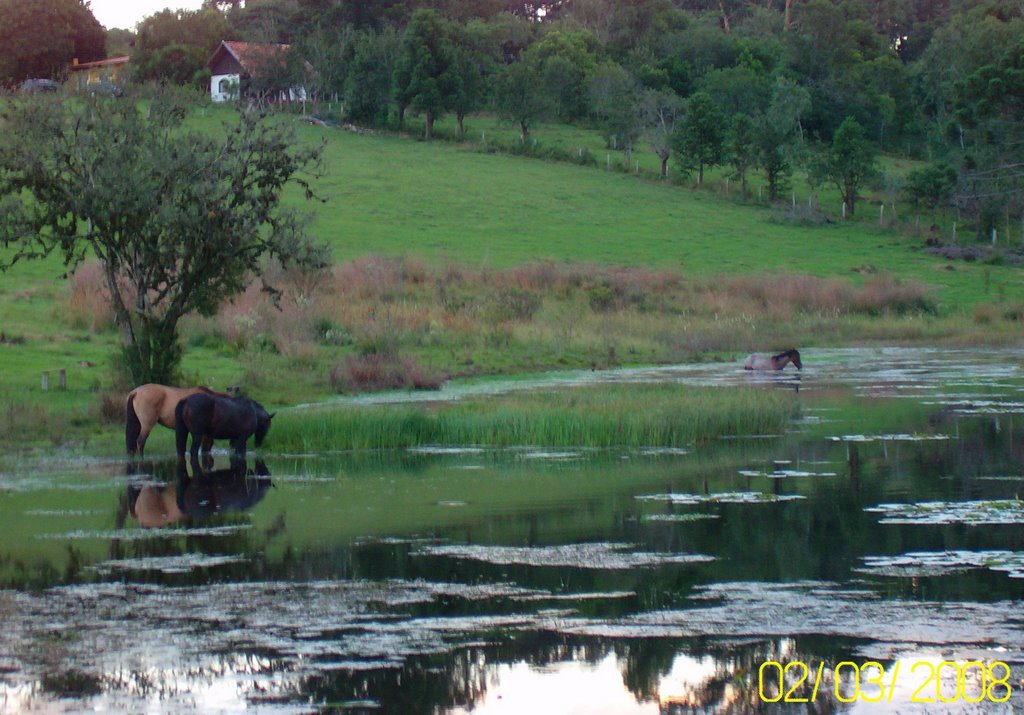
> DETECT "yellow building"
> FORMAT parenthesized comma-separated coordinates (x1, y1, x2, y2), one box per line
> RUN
(68, 56, 130, 91)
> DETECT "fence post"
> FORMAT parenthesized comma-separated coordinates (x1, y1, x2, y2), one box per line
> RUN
(41, 371, 48, 391)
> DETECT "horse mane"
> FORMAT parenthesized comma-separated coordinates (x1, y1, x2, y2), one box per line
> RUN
(772, 349, 797, 360)
(197, 386, 233, 398)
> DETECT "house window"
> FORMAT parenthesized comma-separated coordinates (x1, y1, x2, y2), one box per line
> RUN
(219, 78, 234, 95)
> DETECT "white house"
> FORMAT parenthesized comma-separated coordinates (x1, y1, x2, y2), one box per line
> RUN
(207, 40, 309, 104)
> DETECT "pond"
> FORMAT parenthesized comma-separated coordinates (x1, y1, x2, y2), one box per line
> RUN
(1, 348, 1023, 713)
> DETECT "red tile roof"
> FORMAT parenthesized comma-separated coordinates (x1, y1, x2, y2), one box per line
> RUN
(217, 41, 291, 73)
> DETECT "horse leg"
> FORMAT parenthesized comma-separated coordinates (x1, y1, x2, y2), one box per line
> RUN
(135, 423, 155, 457)
(230, 437, 247, 460)
(190, 432, 203, 464)
(175, 418, 189, 457)
(200, 435, 214, 454)
(176, 456, 191, 512)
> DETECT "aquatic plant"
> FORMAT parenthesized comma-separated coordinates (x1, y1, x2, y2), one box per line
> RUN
(270, 384, 799, 451)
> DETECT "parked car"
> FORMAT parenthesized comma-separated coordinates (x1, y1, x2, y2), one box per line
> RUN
(20, 78, 60, 93)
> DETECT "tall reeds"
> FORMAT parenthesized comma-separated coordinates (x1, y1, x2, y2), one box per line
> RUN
(270, 384, 799, 451)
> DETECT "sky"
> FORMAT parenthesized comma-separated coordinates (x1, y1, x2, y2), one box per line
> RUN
(89, 0, 205, 29)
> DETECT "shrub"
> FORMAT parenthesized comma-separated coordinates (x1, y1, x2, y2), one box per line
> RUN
(1003, 304, 1024, 322)
(314, 318, 353, 346)
(329, 353, 443, 392)
(65, 262, 118, 332)
(489, 287, 542, 322)
(97, 391, 124, 424)
(972, 304, 998, 324)
(588, 280, 619, 312)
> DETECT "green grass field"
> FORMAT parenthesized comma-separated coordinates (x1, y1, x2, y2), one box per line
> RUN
(0, 103, 1020, 450)
(294, 114, 1018, 306)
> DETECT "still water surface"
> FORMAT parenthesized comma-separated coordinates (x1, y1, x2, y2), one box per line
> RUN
(1, 347, 1023, 713)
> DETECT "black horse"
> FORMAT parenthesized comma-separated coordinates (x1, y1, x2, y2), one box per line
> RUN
(175, 392, 273, 460)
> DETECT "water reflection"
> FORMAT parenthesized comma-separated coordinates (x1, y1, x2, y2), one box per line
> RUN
(127, 456, 272, 528)
(1, 349, 1023, 711)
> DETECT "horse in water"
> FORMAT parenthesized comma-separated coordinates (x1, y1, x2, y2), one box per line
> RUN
(744, 349, 802, 371)
(126, 384, 228, 456)
(175, 392, 273, 460)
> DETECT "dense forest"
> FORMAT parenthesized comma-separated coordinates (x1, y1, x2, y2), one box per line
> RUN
(2, 0, 1022, 234)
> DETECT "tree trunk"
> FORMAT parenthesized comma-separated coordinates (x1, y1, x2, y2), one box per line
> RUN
(120, 317, 183, 385)
(718, 0, 732, 32)
(424, 110, 434, 140)
(697, 162, 704, 188)
(660, 154, 668, 179)
(457, 112, 465, 140)
(100, 259, 134, 349)
(784, 0, 794, 30)
(520, 120, 530, 146)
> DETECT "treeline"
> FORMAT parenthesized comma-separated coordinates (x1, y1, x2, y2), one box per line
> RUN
(3, 0, 1022, 235)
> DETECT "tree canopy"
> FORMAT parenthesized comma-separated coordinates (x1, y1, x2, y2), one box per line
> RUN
(6, 0, 1024, 238)
(0, 0, 105, 85)
(813, 116, 878, 215)
(0, 90, 326, 383)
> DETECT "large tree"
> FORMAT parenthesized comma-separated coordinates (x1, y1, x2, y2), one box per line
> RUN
(345, 28, 401, 126)
(0, 0, 105, 85)
(639, 88, 684, 179)
(813, 116, 878, 216)
(588, 62, 641, 169)
(132, 7, 231, 85)
(448, 23, 491, 139)
(671, 91, 724, 187)
(952, 36, 1024, 236)
(494, 54, 553, 145)
(725, 112, 757, 196)
(393, 9, 458, 139)
(0, 91, 326, 384)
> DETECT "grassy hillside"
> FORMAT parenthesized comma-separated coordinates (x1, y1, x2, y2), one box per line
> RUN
(301, 118, 1016, 308)
(0, 105, 1020, 450)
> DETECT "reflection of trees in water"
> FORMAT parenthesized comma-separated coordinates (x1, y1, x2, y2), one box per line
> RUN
(299, 634, 846, 713)
(302, 649, 492, 715)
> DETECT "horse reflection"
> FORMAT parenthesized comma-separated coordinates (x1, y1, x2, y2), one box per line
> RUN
(128, 456, 272, 528)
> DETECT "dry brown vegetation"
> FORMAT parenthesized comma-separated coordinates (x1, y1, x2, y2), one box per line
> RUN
(63, 255, 975, 396)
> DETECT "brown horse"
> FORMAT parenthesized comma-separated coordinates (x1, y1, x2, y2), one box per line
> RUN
(744, 349, 802, 371)
(126, 384, 226, 456)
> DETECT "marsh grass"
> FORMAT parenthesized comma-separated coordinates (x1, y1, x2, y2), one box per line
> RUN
(271, 384, 799, 451)
(49, 252, 1008, 409)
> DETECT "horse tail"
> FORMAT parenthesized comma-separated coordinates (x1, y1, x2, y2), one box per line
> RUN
(175, 399, 189, 456)
(126, 393, 141, 454)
